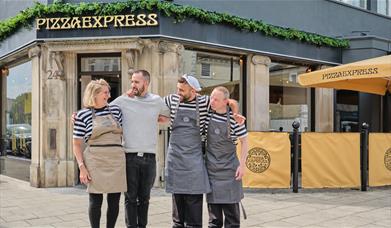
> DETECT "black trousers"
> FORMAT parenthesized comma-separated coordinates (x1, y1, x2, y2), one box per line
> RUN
(89, 193, 121, 228)
(124, 153, 156, 228)
(208, 203, 240, 228)
(172, 194, 203, 228)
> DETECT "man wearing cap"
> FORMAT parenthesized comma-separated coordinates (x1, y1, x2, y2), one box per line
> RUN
(163, 74, 244, 228)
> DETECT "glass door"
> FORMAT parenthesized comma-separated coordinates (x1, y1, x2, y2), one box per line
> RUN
(77, 53, 121, 109)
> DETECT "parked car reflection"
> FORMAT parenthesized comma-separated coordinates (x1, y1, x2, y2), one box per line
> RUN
(6, 124, 32, 158)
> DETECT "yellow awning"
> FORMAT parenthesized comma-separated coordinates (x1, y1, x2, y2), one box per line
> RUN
(298, 55, 391, 95)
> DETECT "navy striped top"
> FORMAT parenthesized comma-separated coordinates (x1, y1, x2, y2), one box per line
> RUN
(73, 105, 122, 142)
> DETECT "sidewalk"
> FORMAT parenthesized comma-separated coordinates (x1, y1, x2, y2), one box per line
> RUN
(0, 175, 390, 228)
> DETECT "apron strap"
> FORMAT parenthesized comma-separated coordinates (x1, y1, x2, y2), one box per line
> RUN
(226, 106, 231, 139)
(107, 105, 121, 128)
(170, 96, 181, 126)
(91, 108, 96, 119)
(196, 95, 200, 127)
(240, 201, 247, 220)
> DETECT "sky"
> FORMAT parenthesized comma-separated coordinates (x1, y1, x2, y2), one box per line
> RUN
(7, 61, 32, 100)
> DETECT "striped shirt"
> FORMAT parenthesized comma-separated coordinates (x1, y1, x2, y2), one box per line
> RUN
(73, 105, 122, 142)
(205, 110, 248, 144)
(164, 94, 210, 136)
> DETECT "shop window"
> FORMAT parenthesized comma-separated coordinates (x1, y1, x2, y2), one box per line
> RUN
(269, 63, 310, 132)
(181, 50, 242, 102)
(201, 63, 211, 78)
(78, 54, 121, 107)
(80, 56, 120, 72)
(337, 0, 367, 9)
(377, 0, 391, 16)
(335, 90, 359, 132)
(3, 60, 32, 181)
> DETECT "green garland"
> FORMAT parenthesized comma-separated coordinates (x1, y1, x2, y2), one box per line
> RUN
(0, 0, 349, 48)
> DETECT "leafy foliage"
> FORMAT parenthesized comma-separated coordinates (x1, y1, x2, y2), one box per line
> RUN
(0, 0, 349, 48)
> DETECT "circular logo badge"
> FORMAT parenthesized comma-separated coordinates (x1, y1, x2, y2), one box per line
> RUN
(183, 117, 190, 122)
(214, 129, 221, 135)
(246, 147, 271, 173)
(384, 148, 391, 172)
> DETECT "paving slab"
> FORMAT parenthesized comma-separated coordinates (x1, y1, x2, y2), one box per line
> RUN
(1, 175, 390, 228)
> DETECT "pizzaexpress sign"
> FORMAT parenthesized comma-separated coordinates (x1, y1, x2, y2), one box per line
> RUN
(36, 13, 158, 30)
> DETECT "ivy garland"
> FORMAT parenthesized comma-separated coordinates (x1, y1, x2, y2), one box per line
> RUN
(0, 0, 349, 48)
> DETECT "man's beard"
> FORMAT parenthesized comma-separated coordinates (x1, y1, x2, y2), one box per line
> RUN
(181, 94, 191, 102)
(133, 86, 145, 96)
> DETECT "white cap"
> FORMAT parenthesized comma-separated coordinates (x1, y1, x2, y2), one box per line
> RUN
(182, 74, 201, 92)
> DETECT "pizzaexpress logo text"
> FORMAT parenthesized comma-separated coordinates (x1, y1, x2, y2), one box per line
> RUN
(385, 148, 391, 172)
(322, 67, 378, 80)
(246, 147, 271, 173)
(36, 13, 158, 30)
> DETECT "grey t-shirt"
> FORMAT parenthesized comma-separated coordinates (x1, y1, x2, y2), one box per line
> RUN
(111, 93, 169, 154)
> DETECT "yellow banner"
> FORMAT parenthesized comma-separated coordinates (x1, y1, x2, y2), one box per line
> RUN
(237, 132, 290, 188)
(302, 133, 360, 188)
(369, 133, 391, 186)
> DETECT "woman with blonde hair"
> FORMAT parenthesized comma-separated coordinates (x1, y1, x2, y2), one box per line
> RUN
(73, 79, 126, 228)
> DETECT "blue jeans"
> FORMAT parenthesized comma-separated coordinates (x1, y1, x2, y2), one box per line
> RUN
(124, 153, 156, 228)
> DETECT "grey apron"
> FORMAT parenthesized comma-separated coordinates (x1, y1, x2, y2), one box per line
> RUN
(206, 110, 243, 204)
(83, 108, 127, 193)
(165, 97, 211, 194)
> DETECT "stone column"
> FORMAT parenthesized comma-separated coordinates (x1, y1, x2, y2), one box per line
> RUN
(38, 48, 69, 187)
(122, 49, 136, 93)
(247, 55, 271, 131)
(122, 40, 144, 93)
(64, 52, 78, 186)
(139, 40, 160, 94)
(28, 46, 42, 187)
(315, 88, 334, 132)
(159, 41, 184, 95)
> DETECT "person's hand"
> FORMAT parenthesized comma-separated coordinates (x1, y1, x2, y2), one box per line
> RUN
(71, 112, 77, 124)
(233, 113, 246, 125)
(125, 89, 135, 98)
(235, 165, 245, 180)
(79, 165, 92, 184)
(158, 115, 170, 124)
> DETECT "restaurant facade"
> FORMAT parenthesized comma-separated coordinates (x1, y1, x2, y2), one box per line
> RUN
(0, 0, 390, 187)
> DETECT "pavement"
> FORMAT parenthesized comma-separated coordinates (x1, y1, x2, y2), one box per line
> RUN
(0, 174, 390, 228)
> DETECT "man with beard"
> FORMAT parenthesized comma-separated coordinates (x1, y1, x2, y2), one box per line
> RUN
(110, 69, 169, 228)
(162, 75, 244, 228)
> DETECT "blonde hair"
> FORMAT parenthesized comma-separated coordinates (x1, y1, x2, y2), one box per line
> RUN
(214, 86, 230, 99)
(83, 79, 110, 108)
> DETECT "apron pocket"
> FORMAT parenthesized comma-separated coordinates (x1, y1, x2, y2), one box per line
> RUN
(212, 179, 233, 202)
(173, 170, 194, 190)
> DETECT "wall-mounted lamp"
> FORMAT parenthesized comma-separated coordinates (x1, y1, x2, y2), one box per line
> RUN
(1, 66, 9, 77)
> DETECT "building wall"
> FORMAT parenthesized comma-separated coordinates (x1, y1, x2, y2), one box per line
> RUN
(171, 0, 391, 39)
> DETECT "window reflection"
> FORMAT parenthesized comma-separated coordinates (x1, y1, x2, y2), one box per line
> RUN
(337, 0, 367, 9)
(81, 57, 120, 72)
(269, 63, 310, 132)
(181, 50, 241, 101)
(6, 61, 32, 158)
